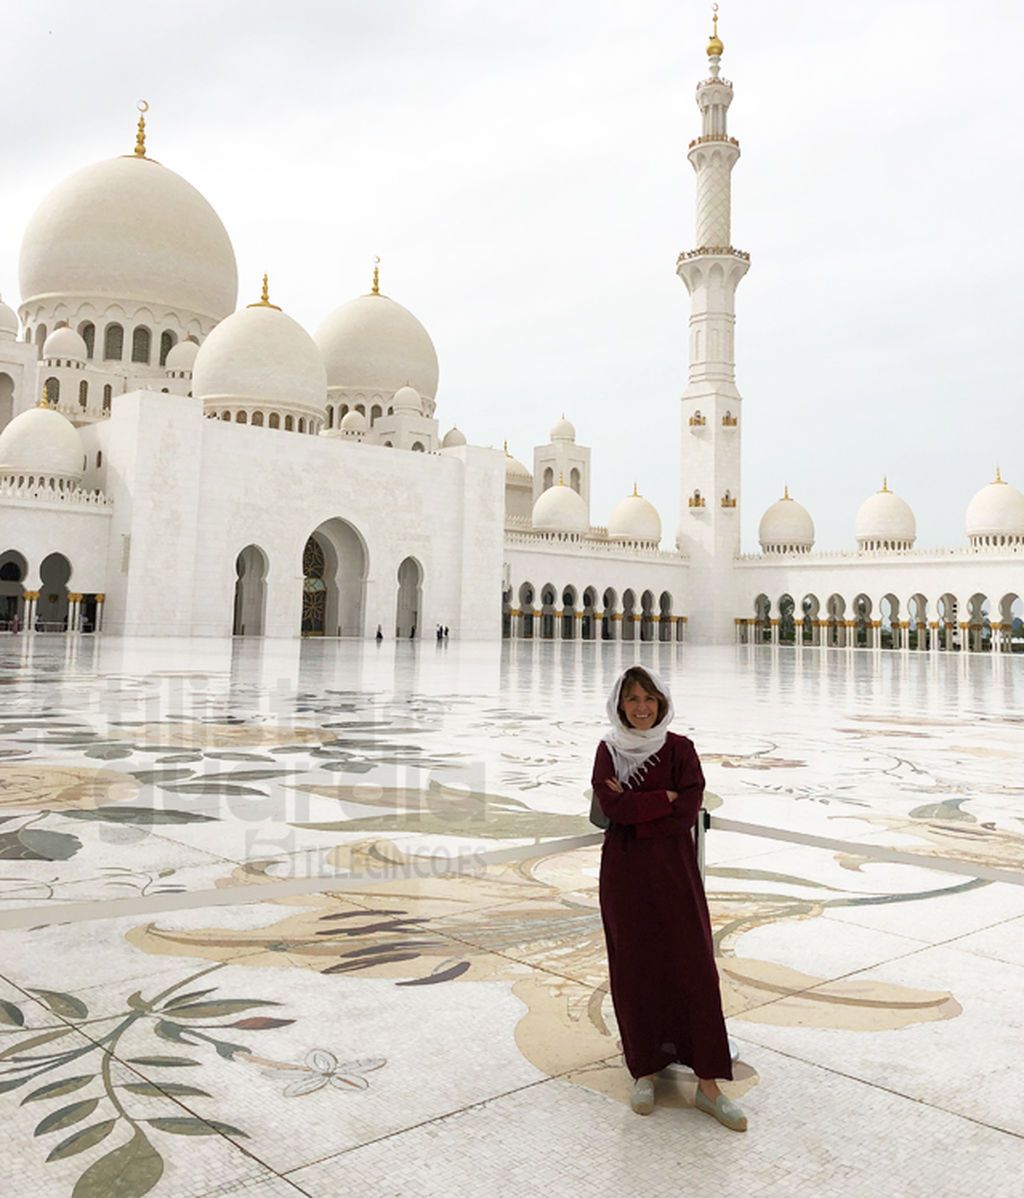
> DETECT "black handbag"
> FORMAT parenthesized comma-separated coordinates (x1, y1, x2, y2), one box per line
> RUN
(588, 788, 610, 830)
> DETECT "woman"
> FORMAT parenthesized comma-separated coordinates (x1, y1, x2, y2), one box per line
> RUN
(592, 665, 747, 1132)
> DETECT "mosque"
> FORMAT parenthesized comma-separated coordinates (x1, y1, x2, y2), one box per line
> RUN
(0, 19, 1021, 651)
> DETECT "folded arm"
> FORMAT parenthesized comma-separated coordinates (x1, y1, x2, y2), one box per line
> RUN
(591, 743, 674, 825)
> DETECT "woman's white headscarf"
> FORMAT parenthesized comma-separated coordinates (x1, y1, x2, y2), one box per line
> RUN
(602, 666, 675, 785)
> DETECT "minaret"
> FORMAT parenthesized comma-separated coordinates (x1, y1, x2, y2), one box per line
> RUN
(676, 6, 749, 643)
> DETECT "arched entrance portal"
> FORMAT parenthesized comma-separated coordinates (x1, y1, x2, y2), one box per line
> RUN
(38, 553, 71, 631)
(396, 557, 423, 638)
(233, 545, 268, 636)
(301, 519, 368, 637)
(0, 551, 27, 628)
(302, 537, 327, 635)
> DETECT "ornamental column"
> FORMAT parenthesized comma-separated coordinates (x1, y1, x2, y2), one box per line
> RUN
(23, 590, 38, 631)
(676, 10, 749, 644)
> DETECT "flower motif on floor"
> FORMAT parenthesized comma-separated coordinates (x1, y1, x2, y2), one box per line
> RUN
(272, 1048, 387, 1097)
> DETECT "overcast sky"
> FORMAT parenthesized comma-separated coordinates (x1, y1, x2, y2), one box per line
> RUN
(2, 0, 1021, 551)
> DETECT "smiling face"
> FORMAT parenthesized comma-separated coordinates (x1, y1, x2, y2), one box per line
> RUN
(619, 681, 660, 730)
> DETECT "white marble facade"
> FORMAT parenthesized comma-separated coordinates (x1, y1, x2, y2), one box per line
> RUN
(0, 30, 1022, 649)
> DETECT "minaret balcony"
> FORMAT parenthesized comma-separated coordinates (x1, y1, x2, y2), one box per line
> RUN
(688, 411, 706, 428)
(678, 246, 749, 263)
(720, 493, 737, 509)
(688, 135, 739, 150)
(687, 492, 706, 510)
(722, 413, 738, 427)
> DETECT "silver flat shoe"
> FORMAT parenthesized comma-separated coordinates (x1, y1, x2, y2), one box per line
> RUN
(695, 1088, 747, 1131)
(630, 1076, 655, 1115)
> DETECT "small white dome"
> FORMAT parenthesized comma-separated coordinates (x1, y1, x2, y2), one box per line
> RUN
(504, 445, 531, 481)
(193, 301, 326, 418)
(42, 326, 87, 362)
(608, 488, 662, 543)
(315, 292, 439, 401)
(164, 339, 199, 373)
(0, 403, 84, 484)
(855, 480, 916, 548)
(550, 415, 576, 443)
(0, 297, 18, 340)
(393, 385, 421, 414)
(759, 488, 815, 553)
(965, 470, 1024, 544)
(340, 408, 368, 432)
(442, 426, 466, 448)
(532, 482, 588, 534)
(20, 155, 237, 321)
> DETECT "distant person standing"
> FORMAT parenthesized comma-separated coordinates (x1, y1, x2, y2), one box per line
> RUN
(592, 665, 746, 1132)
(375, 624, 383, 644)
(443, 625, 449, 639)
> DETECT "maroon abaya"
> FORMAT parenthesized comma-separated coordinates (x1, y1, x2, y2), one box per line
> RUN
(593, 731, 733, 1081)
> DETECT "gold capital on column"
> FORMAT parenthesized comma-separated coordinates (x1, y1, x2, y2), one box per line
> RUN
(96, 594, 106, 602)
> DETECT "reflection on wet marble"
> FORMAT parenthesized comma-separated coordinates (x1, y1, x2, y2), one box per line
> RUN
(1, 636, 1022, 1196)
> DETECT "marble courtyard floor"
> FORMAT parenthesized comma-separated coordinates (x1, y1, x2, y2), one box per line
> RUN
(0, 635, 1022, 1197)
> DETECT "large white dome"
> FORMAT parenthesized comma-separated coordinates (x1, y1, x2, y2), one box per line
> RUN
(855, 481, 916, 549)
(19, 155, 238, 321)
(532, 482, 588, 534)
(966, 471, 1024, 545)
(315, 293, 439, 402)
(192, 300, 326, 418)
(759, 488, 814, 553)
(608, 488, 661, 544)
(0, 403, 84, 485)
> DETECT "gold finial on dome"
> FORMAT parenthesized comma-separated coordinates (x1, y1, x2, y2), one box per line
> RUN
(994, 464, 1005, 484)
(133, 100, 149, 158)
(632, 481, 639, 497)
(503, 439, 509, 455)
(782, 484, 790, 500)
(880, 476, 890, 492)
(38, 382, 52, 409)
(707, 3, 724, 57)
(559, 471, 565, 486)
(247, 273, 281, 310)
(371, 256, 381, 296)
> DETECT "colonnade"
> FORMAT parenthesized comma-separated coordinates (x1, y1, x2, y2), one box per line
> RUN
(735, 617, 1018, 653)
(7, 589, 105, 633)
(505, 607, 687, 642)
